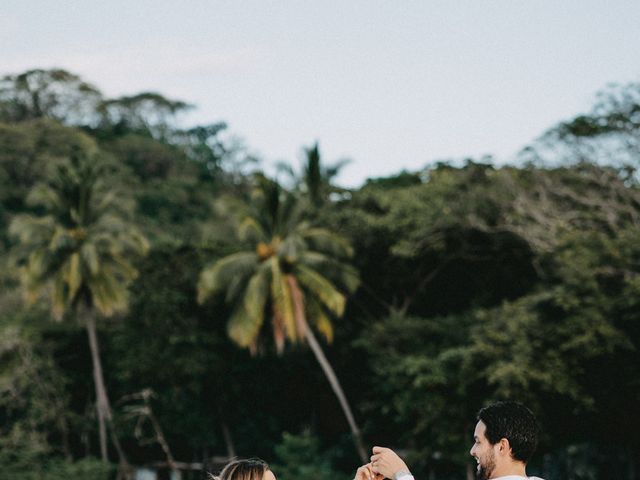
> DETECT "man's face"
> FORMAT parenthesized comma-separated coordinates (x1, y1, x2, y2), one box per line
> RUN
(470, 420, 496, 480)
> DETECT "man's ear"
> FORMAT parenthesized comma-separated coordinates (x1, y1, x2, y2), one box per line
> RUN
(496, 438, 512, 457)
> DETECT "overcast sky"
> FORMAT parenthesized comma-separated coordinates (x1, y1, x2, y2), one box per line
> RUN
(3, 1, 639, 187)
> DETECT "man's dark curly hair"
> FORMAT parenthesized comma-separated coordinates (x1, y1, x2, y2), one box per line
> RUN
(477, 401, 540, 463)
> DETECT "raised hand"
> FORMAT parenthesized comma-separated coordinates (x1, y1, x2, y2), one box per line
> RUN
(370, 446, 410, 479)
(354, 462, 384, 480)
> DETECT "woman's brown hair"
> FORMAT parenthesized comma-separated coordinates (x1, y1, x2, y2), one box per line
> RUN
(210, 458, 269, 480)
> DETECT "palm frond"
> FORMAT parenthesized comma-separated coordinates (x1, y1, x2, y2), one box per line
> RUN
(300, 228, 354, 258)
(197, 252, 259, 303)
(52, 275, 67, 320)
(277, 233, 306, 264)
(270, 257, 297, 342)
(25, 184, 63, 211)
(91, 225, 149, 258)
(299, 251, 360, 293)
(225, 271, 247, 304)
(228, 264, 271, 347)
(80, 243, 100, 276)
(48, 227, 76, 252)
(278, 191, 305, 236)
(295, 264, 346, 317)
(272, 308, 286, 354)
(252, 175, 281, 234)
(89, 269, 128, 316)
(238, 217, 267, 244)
(227, 265, 269, 347)
(243, 264, 271, 324)
(107, 253, 139, 282)
(287, 275, 307, 342)
(93, 190, 135, 220)
(306, 295, 334, 343)
(8, 215, 56, 246)
(26, 250, 48, 281)
(65, 252, 82, 301)
(324, 158, 351, 180)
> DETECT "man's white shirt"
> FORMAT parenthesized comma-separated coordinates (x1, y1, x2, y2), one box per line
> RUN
(492, 476, 544, 480)
(395, 474, 414, 480)
(395, 473, 544, 480)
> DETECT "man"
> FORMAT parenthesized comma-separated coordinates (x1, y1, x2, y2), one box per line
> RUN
(354, 401, 543, 480)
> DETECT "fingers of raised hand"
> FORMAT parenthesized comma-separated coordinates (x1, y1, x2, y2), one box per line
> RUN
(370, 460, 384, 476)
(355, 463, 376, 480)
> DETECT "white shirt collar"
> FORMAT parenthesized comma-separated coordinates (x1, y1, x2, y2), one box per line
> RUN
(492, 476, 543, 480)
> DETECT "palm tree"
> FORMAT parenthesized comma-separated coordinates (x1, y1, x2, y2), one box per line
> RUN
(9, 152, 149, 467)
(276, 142, 350, 208)
(198, 176, 367, 462)
(301, 142, 349, 208)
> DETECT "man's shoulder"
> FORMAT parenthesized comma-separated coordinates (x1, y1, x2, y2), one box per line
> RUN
(493, 476, 545, 480)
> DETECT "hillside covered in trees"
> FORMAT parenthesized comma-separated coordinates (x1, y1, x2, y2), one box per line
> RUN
(1, 69, 639, 480)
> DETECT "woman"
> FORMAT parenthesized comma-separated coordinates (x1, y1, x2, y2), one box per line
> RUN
(211, 458, 276, 480)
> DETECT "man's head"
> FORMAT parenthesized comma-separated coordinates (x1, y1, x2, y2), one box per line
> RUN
(469, 401, 539, 480)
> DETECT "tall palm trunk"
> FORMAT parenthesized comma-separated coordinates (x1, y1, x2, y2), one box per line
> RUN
(304, 324, 368, 463)
(221, 419, 237, 458)
(287, 275, 368, 463)
(215, 403, 236, 458)
(86, 310, 109, 461)
(84, 308, 129, 469)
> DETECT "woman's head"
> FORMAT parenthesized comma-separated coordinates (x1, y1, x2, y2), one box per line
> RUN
(212, 458, 275, 480)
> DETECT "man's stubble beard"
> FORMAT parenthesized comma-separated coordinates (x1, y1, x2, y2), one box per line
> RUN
(475, 449, 496, 480)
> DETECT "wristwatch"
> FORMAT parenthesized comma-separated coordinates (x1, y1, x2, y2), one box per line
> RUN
(394, 470, 414, 480)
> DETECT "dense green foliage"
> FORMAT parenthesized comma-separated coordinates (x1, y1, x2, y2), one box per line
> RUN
(271, 430, 350, 480)
(1, 69, 639, 479)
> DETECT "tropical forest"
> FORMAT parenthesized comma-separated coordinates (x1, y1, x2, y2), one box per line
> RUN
(0, 69, 639, 480)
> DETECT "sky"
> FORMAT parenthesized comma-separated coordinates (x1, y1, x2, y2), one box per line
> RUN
(2, 1, 640, 187)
